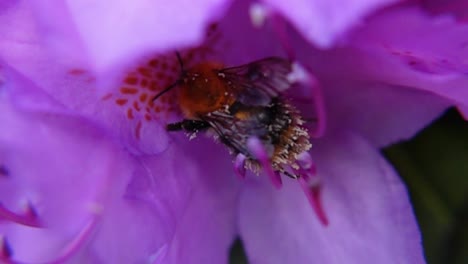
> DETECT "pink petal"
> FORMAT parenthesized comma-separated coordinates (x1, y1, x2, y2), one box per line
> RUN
(419, 0, 468, 21)
(238, 132, 424, 264)
(344, 7, 468, 115)
(0, 62, 188, 262)
(0, 92, 120, 263)
(309, 62, 450, 147)
(144, 138, 239, 263)
(261, 0, 399, 47)
(297, 7, 465, 147)
(0, 5, 172, 155)
(29, 0, 231, 71)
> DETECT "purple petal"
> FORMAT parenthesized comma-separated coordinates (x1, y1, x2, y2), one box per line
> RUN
(314, 70, 449, 147)
(238, 132, 424, 264)
(420, 0, 468, 20)
(29, 0, 230, 71)
(143, 138, 239, 264)
(261, 0, 399, 47)
(0, 10, 172, 155)
(341, 7, 468, 114)
(0, 63, 179, 262)
(298, 7, 463, 147)
(0, 95, 120, 263)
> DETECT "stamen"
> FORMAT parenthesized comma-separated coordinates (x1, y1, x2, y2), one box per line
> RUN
(47, 217, 97, 264)
(0, 235, 12, 261)
(287, 62, 309, 84)
(296, 152, 314, 170)
(271, 14, 295, 60)
(234, 153, 247, 179)
(298, 177, 328, 225)
(296, 153, 328, 226)
(0, 202, 42, 228)
(247, 137, 282, 188)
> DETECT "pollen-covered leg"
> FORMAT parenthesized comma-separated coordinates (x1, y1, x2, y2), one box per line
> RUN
(234, 153, 247, 179)
(247, 137, 282, 189)
(296, 151, 329, 226)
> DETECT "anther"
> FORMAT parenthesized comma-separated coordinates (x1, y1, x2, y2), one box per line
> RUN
(297, 152, 314, 171)
(287, 62, 309, 84)
(234, 153, 247, 179)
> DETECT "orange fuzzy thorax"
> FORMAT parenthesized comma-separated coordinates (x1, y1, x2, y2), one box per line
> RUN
(179, 62, 236, 118)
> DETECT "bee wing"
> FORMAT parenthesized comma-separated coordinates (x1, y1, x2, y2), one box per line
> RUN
(202, 111, 254, 156)
(218, 57, 293, 106)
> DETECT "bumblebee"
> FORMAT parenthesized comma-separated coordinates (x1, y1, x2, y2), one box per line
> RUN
(153, 54, 311, 180)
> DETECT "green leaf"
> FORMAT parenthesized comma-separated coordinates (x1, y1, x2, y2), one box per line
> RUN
(385, 108, 468, 264)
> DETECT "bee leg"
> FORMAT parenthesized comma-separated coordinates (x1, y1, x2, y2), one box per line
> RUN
(246, 137, 282, 189)
(295, 151, 328, 226)
(281, 170, 298, 179)
(166, 119, 210, 133)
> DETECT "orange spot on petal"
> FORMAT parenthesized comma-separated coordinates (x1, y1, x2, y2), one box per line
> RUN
(156, 72, 165, 80)
(140, 79, 148, 87)
(120, 87, 138, 94)
(133, 101, 141, 111)
(124, 76, 139, 85)
(68, 68, 86, 75)
(144, 114, 152, 121)
(135, 121, 142, 139)
(149, 81, 158, 91)
(139, 93, 148, 102)
(102, 93, 113, 100)
(127, 108, 134, 119)
(149, 59, 159, 67)
(138, 67, 152, 78)
(116, 98, 128, 106)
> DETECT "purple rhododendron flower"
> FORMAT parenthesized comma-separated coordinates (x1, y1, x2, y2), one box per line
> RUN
(1, 0, 467, 263)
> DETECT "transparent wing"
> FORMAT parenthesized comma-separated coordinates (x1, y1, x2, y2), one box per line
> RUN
(202, 111, 252, 156)
(218, 57, 293, 106)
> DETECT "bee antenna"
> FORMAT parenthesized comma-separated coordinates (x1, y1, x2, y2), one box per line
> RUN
(176, 51, 185, 72)
(152, 51, 185, 102)
(152, 80, 181, 101)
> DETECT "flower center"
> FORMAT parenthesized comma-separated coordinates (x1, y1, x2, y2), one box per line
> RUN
(103, 24, 221, 141)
